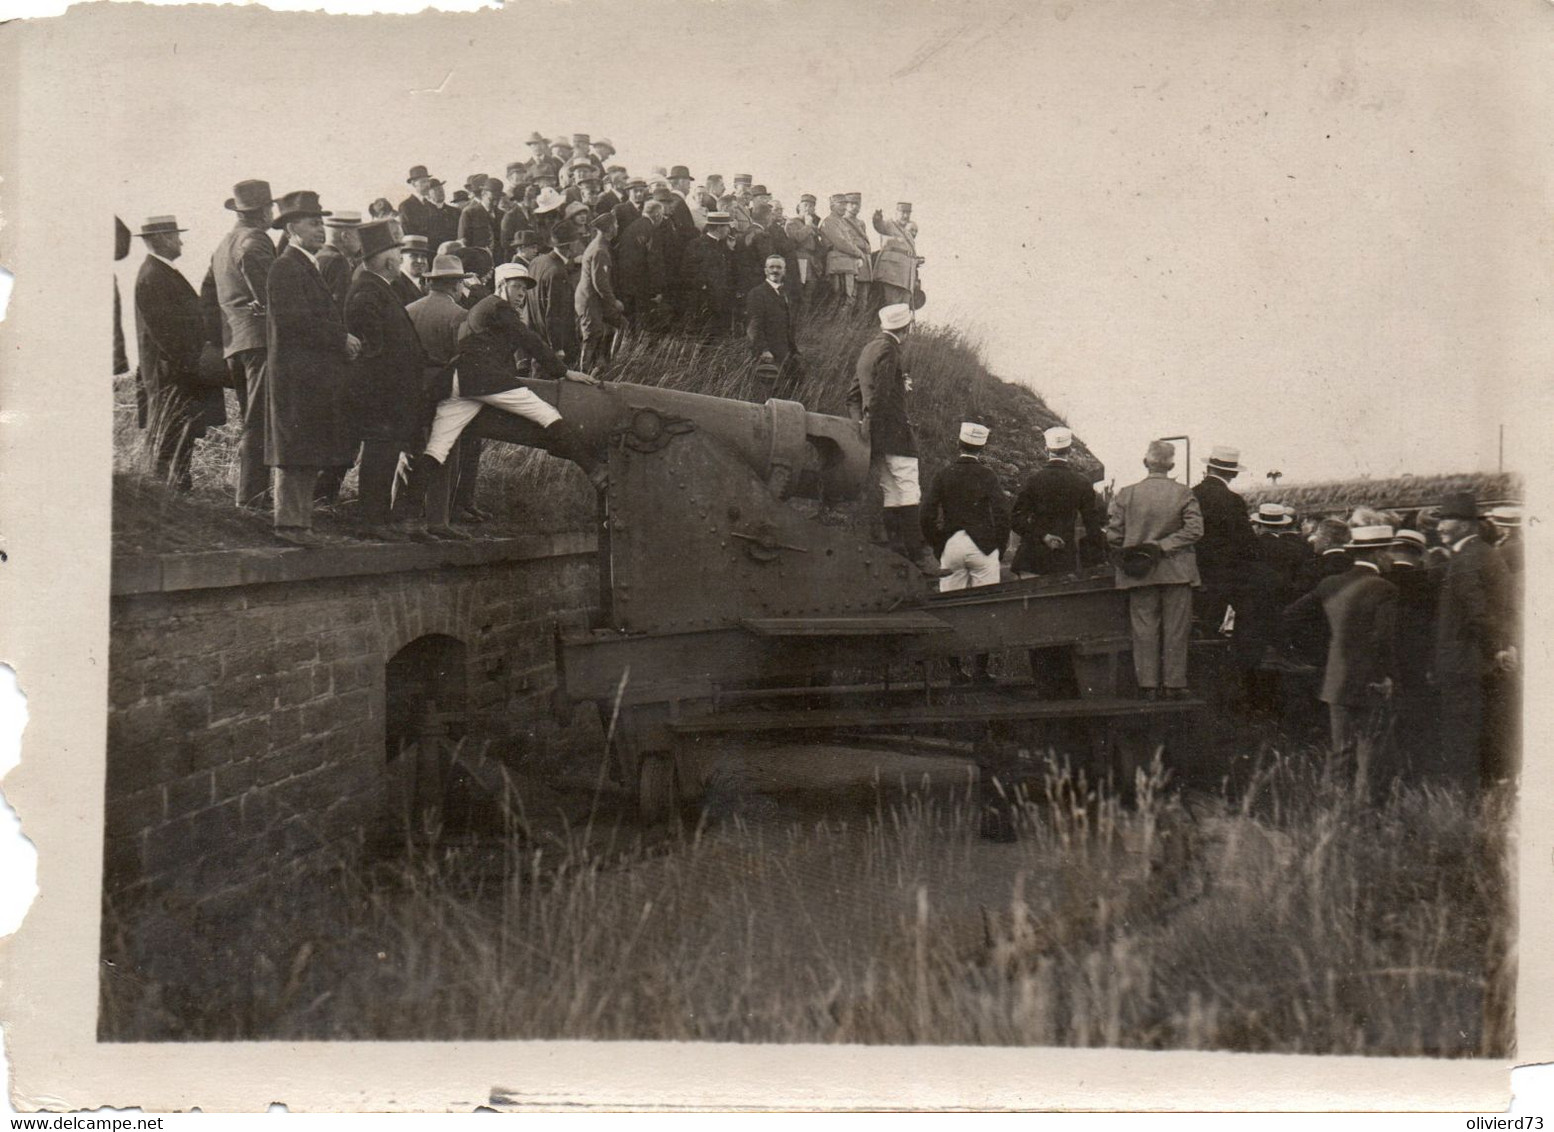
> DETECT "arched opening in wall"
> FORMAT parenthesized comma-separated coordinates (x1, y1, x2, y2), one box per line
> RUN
(383, 633, 469, 844)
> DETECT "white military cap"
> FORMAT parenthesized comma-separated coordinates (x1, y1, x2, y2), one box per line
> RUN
(959, 422, 990, 446)
(1044, 426, 1074, 451)
(878, 303, 912, 330)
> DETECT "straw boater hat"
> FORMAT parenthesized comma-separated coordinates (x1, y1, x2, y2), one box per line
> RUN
(959, 423, 990, 447)
(1044, 426, 1074, 453)
(1487, 504, 1523, 529)
(879, 303, 912, 331)
(356, 219, 401, 262)
(400, 234, 432, 259)
(1206, 445, 1244, 474)
(1392, 529, 1427, 550)
(1345, 525, 1396, 550)
(705, 211, 732, 227)
(424, 253, 466, 279)
(324, 210, 362, 228)
(135, 215, 188, 238)
(224, 179, 274, 212)
(1252, 503, 1294, 527)
(271, 190, 330, 228)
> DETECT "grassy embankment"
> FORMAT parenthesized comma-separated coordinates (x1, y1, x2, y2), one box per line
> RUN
(1244, 472, 1521, 519)
(99, 748, 1514, 1054)
(112, 305, 1084, 554)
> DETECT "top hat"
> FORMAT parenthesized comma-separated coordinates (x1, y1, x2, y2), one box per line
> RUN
(959, 422, 990, 447)
(669, 165, 693, 181)
(324, 210, 363, 228)
(271, 190, 331, 228)
(224, 179, 275, 212)
(1206, 445, 1243, 473)
(1252, 502, 1293, 527)
(1044, 426, 1074, 452)
(135, 215, 188, 238)
(525, 131, 549, 146)
(424, 253, 466, 279)
(1436, 492, 1483, 521)
(357, 219, 401, 262)
(1345, 525, 1396, 550)
(878, 303, 912, 331)
(406, 165, 434, 184)
(400, 234, 432, 258)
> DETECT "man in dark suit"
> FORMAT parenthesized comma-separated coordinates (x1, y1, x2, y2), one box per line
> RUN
(1385, 528, 1442, 772)
(132, 215, 227, 492)
(528, 235, 582, 365)
(391, 235, 432, 306)
(500, 185, 539, 264)
(265, 190, 362, 546)
(1284, 526, 1399, 756)
(316, 211, 362, 314)
(617, 199, 669, 326)
(343, 219, 438, 541)
(397, 165, 440, 243)
(921, 422, 1011, 683)
(745, 254, 803, 402)
(682, 212, 736, 337)
(458, 177, 501, 260)
(1432, 493, 1517, 788)
(427, 179, 461, 252)
(210, 180, 277, 509)
(1009, 426, 1104, 576)
(1193, 444, 1278, 676)
(612, 179, 647, 245)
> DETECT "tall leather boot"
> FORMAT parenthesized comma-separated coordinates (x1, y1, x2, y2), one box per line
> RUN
(895, 504, 945, 578)
(540, 418, 608, 491)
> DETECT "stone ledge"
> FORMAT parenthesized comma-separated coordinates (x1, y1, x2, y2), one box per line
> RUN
(113, 531, 598, 597)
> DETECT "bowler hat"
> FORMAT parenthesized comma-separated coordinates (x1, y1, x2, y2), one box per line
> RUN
(526, 131, 548, 146)
(750, 184, 769, 196)
(1119, 543, 1162, 579)
(1436, 492, 1483, 521)
(466, 173, 490, 192)
(271, 190, 331, 228)
(135, 215, 188, 238)
(406, 165, 434, 184)
(357, 219, 401, 262)
(224, 179, 275, 212)
(424, 253, 466, 279)
(400, 234, 432, 258)
(508, 227, 540, 248)
(484, 177, 504, 195)
(669, 165, 693, 181)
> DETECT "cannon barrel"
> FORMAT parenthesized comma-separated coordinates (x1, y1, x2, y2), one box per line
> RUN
(467, 379, 872, 502)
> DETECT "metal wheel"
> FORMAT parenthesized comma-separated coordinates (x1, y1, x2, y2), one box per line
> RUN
(637, 752, 680, 825)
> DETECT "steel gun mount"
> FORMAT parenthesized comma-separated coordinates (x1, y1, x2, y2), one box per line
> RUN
(470, 381, 1201, 820)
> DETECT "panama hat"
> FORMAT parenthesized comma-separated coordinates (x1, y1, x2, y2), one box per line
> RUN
(1486, 504, 1523, 529)
(1206, 445, 1244, 473)
(493, 261, 536, 287)
(534, 187, 568, 215)
(224, 179, 274, 212)
(1392, 529, 1427, 550)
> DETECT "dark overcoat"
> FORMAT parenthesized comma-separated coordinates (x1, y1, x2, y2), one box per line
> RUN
(1285, 566, 1397, 706)
(264, 245, 355, 467)
(390, 272, 425, 308)
(397, 194, 438, 242)
(344, 267, 435, 445)
(528, 250, 581, 362)
(316, 245, 353, 314)
(921, 457, 1011, 557)
(1434, 537, 1512, 684)
(457, 200, 496, 255)
(453, 294, 568, 397)
(133, 256, 226, 434)
(1010, 460, 1105, 574)
(1192, 475, 1257, 576)
(617, 216, 667, 303)
(745, 281, 797, 363)
(681, 233, 734, 324)
(846, 331, 915, 458)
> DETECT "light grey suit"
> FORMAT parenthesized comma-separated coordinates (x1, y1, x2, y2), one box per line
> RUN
(1107, 472, 1204, 689)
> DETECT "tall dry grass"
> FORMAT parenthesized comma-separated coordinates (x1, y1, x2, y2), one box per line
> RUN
(99, 747, 1514, 1055)
(112, 306, 1079, 552)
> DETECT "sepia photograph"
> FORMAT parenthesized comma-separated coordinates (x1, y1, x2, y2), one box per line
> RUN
(1, 0, 1550, 1111)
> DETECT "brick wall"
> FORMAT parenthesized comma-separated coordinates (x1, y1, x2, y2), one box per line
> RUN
(103, 535, 598, 919)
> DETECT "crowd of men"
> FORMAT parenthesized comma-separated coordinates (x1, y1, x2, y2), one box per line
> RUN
(920, 432, 1524, 792)
(118, 133, 925, 544)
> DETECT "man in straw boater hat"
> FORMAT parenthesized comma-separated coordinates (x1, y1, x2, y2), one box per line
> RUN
(1283, 524, 1400, 762)
(1106, 439, 1203, 702)
(681, 210, 736, 337)
(1192, 443, 1279, 680)
(1432, 492, 1518, 789)
(316, 210, 363, 315)
(265, 190, 362, 547)
(921, 422, 1011, 683)
(210, 179, 278, 510)
(131, 214, 228, 493)
(1249, 500, 1310, 666)
(341, 218, 440, 541)
(398, 164, 440, 243)
(398, 260, 608, 518)
(846, 302, 941, 577)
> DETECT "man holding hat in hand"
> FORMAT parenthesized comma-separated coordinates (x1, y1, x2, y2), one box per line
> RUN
(1107, 440, 1204, 701)
(211, 179, 278, 510)
(265, 190, 362, 546)
(745, 253, 803, 402)
(847, 303, 940, 577)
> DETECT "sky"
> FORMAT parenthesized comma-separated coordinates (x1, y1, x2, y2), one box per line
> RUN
(66, 0, 1554, 486)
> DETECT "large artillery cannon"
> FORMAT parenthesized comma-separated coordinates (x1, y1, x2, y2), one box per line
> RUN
(470, 380, 1200, 819)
